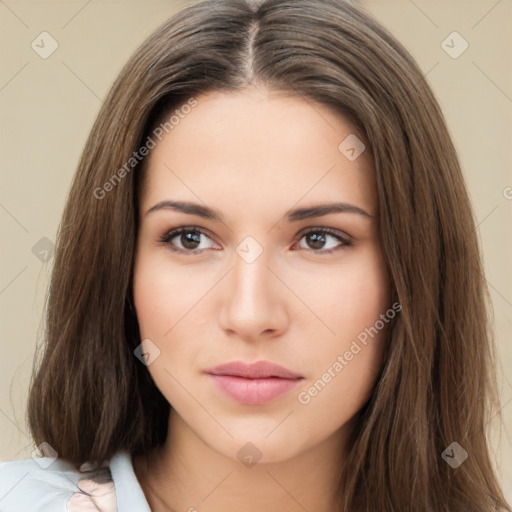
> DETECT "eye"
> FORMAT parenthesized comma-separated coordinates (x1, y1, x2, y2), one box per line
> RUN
(159, 227, 218, 253)
(294, 228, 352, 254)
(158, 226, 352, 255)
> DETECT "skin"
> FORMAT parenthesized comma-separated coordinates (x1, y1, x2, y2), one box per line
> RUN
(67, 465, 116, 511)
(132, 86, 391, 512)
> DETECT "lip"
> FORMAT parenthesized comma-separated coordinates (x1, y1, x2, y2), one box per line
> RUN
(206, 360, 303, 379)
(205, 361, 304, 405)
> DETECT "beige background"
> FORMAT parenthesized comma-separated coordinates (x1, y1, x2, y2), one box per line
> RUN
(1, 0, 510, 501)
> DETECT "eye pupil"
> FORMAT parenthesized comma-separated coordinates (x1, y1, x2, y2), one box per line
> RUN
(306, 232, 326, 249)
(181, 231, 201, 249)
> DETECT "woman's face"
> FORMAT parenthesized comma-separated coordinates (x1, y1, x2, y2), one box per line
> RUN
(133, 87, 392, 463)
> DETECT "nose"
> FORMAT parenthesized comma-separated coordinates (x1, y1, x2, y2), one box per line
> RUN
(218, 246, 289, 342)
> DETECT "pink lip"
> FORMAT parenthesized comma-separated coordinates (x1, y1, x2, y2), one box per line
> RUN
(205, 361, 304, 405)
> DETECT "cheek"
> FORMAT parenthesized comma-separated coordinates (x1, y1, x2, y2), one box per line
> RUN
(308, 243, 391, 342)
(296, 244, 391, 409)
(132, 249, 204, 339)
(133, 260, 169, 339)
(132, 251, 198, 404)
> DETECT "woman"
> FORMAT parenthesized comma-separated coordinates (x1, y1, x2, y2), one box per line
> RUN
(0, 0, 510, 510)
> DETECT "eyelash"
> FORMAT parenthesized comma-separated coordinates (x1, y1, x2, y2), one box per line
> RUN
(158, 226, 353, 255)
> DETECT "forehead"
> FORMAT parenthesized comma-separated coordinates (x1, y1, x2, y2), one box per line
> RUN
(140, 87, 376, 220)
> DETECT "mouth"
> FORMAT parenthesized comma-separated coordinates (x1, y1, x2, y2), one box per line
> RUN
(205, 360, 304, 405)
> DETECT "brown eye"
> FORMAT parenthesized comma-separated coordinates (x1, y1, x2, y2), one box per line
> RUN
(158, 226, 351, 255)
(296, 229, 352, 253)
(178, 230, 202, 250)
(159, 227, 217, 253)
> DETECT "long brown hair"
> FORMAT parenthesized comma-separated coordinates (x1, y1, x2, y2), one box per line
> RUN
(27, 0, 510, 510)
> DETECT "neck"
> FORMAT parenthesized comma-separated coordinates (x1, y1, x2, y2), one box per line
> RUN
(134, 409, 350, 512)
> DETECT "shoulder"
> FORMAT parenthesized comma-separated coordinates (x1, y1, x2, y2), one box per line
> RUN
(0, 452, 117, 512)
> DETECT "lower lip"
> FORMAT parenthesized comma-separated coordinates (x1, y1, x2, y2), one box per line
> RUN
(207, 374, 302, 405)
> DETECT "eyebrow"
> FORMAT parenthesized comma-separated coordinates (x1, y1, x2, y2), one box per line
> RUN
(145, 200, 373, 222)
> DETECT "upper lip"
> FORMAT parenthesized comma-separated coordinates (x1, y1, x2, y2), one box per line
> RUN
(205, 360, 304, 379)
